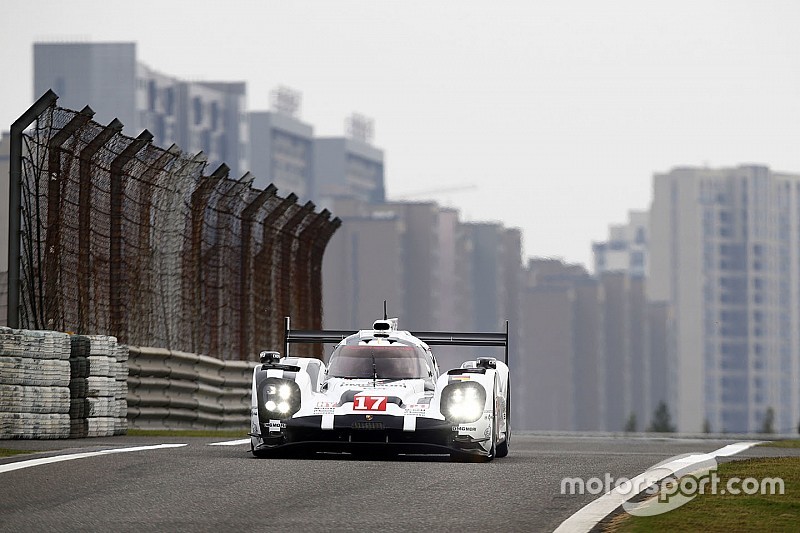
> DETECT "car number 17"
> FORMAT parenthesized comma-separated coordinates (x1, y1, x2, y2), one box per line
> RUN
(353, 395, 387, 411)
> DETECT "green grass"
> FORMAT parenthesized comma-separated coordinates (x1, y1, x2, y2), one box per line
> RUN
(608, 457, 800, 532)
(0, 448, 36, 458)
(126, 428, 248, 438)
(759, 439, 800, 449)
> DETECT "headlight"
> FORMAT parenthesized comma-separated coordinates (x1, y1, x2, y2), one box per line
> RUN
(261, 378, 301, 419)
(441, 382, 486, 423)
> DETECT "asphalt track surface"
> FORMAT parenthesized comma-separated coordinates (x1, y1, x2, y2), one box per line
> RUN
(0, 434, 789, 532)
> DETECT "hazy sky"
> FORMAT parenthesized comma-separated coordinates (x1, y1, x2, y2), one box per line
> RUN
(2, 1, 799, 267)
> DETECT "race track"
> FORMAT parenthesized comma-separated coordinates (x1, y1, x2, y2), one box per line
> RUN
(0, 434, 772, 532)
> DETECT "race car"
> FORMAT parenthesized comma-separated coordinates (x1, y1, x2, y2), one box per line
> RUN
(249, 316, 511, 461)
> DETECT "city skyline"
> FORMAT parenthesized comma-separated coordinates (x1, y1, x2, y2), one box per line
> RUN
(2, 1, 799, 267)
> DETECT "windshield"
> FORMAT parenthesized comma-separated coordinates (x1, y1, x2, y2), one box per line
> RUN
(327, 345, 429, 379)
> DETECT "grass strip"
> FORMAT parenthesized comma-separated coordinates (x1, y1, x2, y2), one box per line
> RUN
(127, 429, 248, 438)
(759, 439, 800, 449)
(0, 448, 36, 458)
(607, 456, 800, 532)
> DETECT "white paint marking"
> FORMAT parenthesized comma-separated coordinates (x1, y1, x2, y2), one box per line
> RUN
(208, 438, 250, 446)
(553, 441, 763, 533)
(0, 443, 187, 474)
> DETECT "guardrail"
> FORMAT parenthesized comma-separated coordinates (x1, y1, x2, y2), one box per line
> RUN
(127, 347, 257, 430)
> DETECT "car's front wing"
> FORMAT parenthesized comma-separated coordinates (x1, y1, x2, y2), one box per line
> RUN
(250, 414, 491, 457)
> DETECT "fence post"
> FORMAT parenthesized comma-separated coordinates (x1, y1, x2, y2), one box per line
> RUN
(77, 119, 123, 333)
(43, 105, 95, 330)
(239, 184, 277, 360)
(8, 89, 58, 328)
(277, 201, 315, 332)
(109, 129, 153, 343)
(255, 192, 297, 351)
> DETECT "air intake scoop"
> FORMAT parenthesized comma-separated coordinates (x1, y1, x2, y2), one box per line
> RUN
(372, 318, 399, 331)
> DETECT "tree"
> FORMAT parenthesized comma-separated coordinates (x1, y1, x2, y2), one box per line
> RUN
(647, 401, 676, 433)
(624, 412, 637, 433)
(760, 407, 775, 434)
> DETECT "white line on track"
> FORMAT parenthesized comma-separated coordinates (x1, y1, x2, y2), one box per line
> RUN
(553, 441, 762, 533)
(208, 438, 250, 446)
(0, 443, 187, 474)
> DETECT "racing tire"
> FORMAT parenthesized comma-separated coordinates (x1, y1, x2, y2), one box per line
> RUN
(496, 383, 510, 458)
(487, 387, 498, 461)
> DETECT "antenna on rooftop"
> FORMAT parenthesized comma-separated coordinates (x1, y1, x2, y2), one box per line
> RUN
(346, 113, 374, 144)
(383, 300, 388, 320)
(270, 86, 301, 118)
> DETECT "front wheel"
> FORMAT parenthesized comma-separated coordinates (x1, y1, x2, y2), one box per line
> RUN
(496, 384, 510, 458)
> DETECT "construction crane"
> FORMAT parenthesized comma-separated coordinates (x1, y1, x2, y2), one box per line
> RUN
(392, 184, 478, 200)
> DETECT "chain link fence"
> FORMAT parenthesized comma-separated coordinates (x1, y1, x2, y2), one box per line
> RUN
(15, 97, 339, 360)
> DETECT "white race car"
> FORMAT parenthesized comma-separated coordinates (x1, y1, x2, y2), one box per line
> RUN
(249, 317, 511, 461)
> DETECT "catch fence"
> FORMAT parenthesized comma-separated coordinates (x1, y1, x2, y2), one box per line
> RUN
(11, 91, 339, 360)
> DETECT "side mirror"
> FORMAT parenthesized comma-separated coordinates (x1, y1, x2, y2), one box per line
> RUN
(259, 351, 282, 364)
(476, 357, 497, 369)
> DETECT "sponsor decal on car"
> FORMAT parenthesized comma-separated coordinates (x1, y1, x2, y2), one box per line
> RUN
(264, 421, 287, 429)
(452, 425, 477, 432)
(403, 404, 429, 416)
(342, 380, 408, 389)
(313, 401, 338, 415)
(450, 375, 471, 382)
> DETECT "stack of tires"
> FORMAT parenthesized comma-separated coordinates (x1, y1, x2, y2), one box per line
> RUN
(0, 328, 72, 439)
(69, 335, 128, 437)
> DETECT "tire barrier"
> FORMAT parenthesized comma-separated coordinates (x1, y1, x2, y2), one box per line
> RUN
(68, 335, 129, 438)
(0, 327, 72, 439)
(127, 346, 257, 430)
(1, 326, 253, 436)
(0, 328, 128, 439)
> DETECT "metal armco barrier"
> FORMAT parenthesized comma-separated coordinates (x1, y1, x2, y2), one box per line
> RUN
(126, 346, 257, 430)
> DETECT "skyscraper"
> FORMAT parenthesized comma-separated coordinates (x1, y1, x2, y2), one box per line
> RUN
(649, 165, 800, 433)
(249, 87, 314, 198)
(33, 42, 247, 177)
(313, 114, 384, 208)
(592, 210, 648, 277)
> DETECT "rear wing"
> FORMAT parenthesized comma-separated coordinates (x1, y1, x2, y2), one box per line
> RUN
(283, 317, 510, 366)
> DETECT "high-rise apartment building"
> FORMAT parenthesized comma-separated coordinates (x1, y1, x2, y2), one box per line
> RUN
(249, 88, 314, 198)
(313, 135, 384, 208)
(522, 259, 605, 431)
(34, 42, 247, 176)
(593, 210, 649, 277)
(321, 198, 405, 332)
(649, 165, 800, 433)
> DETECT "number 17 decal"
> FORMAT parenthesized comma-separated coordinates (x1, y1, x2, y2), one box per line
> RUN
(354, 395, 387, 411)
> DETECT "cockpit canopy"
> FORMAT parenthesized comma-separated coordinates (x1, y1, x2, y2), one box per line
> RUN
(327, 344, 431, 380)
